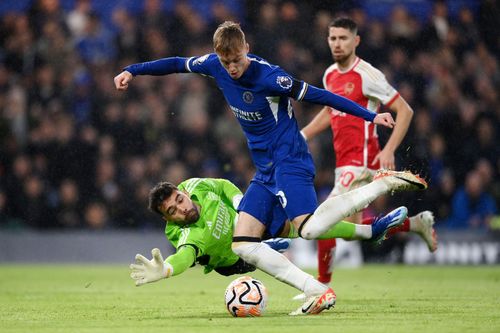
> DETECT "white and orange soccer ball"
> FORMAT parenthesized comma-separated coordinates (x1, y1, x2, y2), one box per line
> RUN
(224, 276, 268, 317)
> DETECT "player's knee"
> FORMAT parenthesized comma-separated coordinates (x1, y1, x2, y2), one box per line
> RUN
(231, 238, 261, 264)
(300, 225, 319, 240)
(297, 214, 318, 240)
(300, 230, 316, 240)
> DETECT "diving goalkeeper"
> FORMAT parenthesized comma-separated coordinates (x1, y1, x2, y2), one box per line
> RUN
(130, 173, 423, 315)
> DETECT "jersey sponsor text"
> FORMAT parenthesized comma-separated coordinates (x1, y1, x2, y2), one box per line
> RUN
(230, 105, 263, 121)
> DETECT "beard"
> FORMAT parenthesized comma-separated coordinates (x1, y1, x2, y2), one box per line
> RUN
(185, 207, 200, 224)
(333, 50, 353, 65)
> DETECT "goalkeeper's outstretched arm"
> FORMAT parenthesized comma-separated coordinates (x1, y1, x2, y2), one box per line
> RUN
(129, 246, 196, 286)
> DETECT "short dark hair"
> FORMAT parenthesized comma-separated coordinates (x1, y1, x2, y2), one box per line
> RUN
(329, 17, 358, 35)
(148, 181, 177, 216)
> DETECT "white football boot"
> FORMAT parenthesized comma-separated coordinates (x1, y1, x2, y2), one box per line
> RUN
(373, 169, 428, 192)
(289, 287, 336, 316)
(410, 211, 438, 252)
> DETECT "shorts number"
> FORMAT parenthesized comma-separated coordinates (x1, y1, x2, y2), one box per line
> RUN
(338, 171, 355, 188)
(277, 191, 288, 208)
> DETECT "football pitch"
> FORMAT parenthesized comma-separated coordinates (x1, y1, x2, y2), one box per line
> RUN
(1, 265, 499, 333)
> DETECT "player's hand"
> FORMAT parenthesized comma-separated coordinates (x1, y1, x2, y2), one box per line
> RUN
(129, 248, 173, 286)
(373, 113, 395, 128)
(114, 71, 133, 91)
(372, 148, 395, 170)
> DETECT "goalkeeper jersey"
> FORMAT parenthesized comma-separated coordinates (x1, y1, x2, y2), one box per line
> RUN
(164, 178, 242, 274)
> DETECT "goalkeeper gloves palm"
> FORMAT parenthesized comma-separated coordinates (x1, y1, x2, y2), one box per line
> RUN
(129, 248, 173, 286)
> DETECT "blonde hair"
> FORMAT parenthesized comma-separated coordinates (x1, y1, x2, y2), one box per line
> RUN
(213, 21, 246, 56)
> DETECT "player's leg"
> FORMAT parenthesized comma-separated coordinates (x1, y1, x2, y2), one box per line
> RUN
(358, 168, 436, 253)
(262, 238, 292, 253)
(317, 238, 336, 284)
(316, 166, 371, 285)
(274, 164, 336, 315)
(409, 211, 437, 252)
(231, 182, 329, 301)
(284, 211, 406, 241)
(297, 169, 427, 240)
(361, 210, 437, 252)
(291, 206, 408, 301)
(317, 213, 361, 281)
(279, 166, 407, 245)
(261, 205, 293, 253)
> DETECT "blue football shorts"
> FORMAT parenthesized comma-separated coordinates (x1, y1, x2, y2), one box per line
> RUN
(238, 154, 318, 238)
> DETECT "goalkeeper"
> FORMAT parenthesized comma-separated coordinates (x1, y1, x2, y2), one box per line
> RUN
(131, 177, 409, 287)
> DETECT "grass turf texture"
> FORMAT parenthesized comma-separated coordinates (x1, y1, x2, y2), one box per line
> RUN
(1, 265, 499, 333)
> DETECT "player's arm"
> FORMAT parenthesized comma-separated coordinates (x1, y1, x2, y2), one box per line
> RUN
(129, 245, 197, 286)
(292, 81, 395, 128)
(208, 178, 244, 210)
(300, 106, 331, 141)
(125, 57, 189, 76)
(114, 54, 217, 91)
(114, 57, 189, 90)
(373, 96, 414, 169)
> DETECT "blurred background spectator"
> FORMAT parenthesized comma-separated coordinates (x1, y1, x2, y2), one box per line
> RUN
(0, 0, 498, 234)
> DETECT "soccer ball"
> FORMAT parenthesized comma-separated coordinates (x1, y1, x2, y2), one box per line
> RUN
(224, 276, 268, 317)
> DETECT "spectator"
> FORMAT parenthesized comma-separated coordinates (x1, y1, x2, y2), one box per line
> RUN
(0, 1, 497, 232)
(66, 0, 92, 38)
(447, 169, 497, 230)
(84, 201, 109, 229)
(0, 188, 12, 226)
(54, 178, 83, 228)
(21, 174, 51, 228)
(75, 12, 116, 66)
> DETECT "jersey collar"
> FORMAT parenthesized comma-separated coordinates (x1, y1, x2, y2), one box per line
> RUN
(337, 56, 360, 74)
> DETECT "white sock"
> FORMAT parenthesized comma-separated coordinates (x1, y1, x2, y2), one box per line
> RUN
(301, 179, 390, 239)
(354, 224, 372, 239)
(232, 241, 327, 297)
(408, 215, 419, 232)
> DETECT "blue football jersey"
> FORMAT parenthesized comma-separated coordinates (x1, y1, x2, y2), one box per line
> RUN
(185, 53, 309, 177)
(124, 53, 377, 182)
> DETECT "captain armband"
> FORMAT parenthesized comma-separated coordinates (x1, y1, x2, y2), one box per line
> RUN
(290, 79, 309, 101)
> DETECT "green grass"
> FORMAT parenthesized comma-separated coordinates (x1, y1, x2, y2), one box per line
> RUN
(1, 265, 499, 333)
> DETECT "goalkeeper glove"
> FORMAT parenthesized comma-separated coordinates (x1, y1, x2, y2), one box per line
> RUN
(129, 248, 173, 286)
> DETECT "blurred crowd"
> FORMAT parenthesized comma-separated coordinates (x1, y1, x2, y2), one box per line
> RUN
(0, 0, 499, 232)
